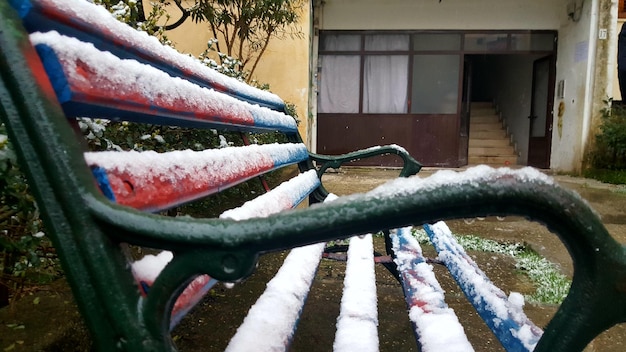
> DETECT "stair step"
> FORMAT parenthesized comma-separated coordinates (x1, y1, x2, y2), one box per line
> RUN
(470, 123, 504, 132)
(470, 116, 500, 124)
(467, 101, 517, 166)
(470, 130, 507, 139)
(469, 139, 511, 147)
(469, 147, 517, 156)
(468, 155, 517, 166)
(470, 102, 494, 109)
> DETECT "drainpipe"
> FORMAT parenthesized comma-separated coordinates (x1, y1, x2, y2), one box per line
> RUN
(581, 0, 616, 172)
(580, 0, 598, 171)
(308, 1, 323, 153)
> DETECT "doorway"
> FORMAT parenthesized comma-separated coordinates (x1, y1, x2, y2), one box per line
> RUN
(464, 53, 555, 167)
(527, 55, 555, 169)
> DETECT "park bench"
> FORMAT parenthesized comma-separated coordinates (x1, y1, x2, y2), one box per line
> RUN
(2, 0, 626, 351)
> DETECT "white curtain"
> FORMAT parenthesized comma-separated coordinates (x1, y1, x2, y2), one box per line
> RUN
(318, 55, 360, 113)
(318, 34, 409, 114)
(363, 55, 408, 113)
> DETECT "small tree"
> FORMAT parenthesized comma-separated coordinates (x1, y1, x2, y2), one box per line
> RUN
(111, 0, 305, 83)
(188, 0, 305, 81)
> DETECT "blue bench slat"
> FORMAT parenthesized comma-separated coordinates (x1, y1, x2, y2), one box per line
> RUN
(424, 222, 543, 352)
(30, 31, 297, 133)
(9, 0, 286, 111)
(391, 227, 473, 351)
(86, 143, 309, 212)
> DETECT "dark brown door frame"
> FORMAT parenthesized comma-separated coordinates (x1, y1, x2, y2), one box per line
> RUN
(528, 55, 556, 169)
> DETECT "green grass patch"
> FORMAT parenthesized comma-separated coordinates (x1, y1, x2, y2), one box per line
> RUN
(411, 228, 570, 305)
(582, 168, 626, 185)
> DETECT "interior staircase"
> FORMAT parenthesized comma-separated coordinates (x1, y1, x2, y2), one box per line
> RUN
(468, 102, 518, 166)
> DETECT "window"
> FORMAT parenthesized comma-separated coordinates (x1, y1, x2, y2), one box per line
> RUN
(318, 31, 556, 115)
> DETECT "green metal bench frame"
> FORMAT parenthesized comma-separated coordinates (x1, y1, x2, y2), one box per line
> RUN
(1, 1, 626, 351)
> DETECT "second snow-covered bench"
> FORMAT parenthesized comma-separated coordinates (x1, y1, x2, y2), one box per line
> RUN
(3, 0, 626, 351)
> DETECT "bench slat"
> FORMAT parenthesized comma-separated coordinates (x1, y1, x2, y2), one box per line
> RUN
(131, 252, 217, 329)
(131, 170, 322, 332)
(391, 227, 473, 352)
(225, 242, 326, 351)
(86, 143, 309, 212)
(11, 0, 286, 111)
(30, 31, 297, 132)
(424, 222, 543, 352)
(333, 234, 379, 352)
(220, 169, 320, 220)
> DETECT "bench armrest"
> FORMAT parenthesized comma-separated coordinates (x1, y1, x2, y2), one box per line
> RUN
(309, 144, 422, 178)
(307, 145, 422, 202)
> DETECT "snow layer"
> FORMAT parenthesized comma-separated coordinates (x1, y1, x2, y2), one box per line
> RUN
(29, 31, 296, 132)
(424, 222, 543, 351)
(131, 251, 217, 329)
(225, 191, 335, 351)
(391, 227, 474, 352)
(84, 143, 308, 211)
(220, 170, 320, 220)
(225, 242, 326, 351)
(368, 165, 554, 199)
(21, 0, 284, 109)
(333, 234, 379, 352)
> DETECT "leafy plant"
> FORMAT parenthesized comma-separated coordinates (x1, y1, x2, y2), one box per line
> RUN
(0, 124, 60, 307)
(592, 100, 626, 169)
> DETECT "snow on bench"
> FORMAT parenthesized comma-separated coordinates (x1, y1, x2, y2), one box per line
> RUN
(333, 234, 379, 352)
(132, 170, 322, 330)
(13, 0, 285, 110)
(85, 143, 308, 211)
(391, 227, 473, 352)
(29, 31, 296, 132)
(424, 222, 543, 352)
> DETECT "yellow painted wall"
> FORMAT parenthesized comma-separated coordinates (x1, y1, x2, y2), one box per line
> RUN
(163, 3, 311, 143)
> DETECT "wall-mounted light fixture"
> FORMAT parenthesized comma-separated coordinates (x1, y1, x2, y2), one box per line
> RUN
(567, 0, 585, 22)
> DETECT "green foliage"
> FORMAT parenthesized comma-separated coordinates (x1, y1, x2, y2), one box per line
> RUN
(592, 100, 626, 169)
(582, 168, 626, 185)
(0, 124, 61, 304)
(94, 0, 173, 45)
(411, 227, 571, 305)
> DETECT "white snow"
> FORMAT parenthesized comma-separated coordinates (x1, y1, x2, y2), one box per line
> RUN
(29, 31, 297, 132)
(225, 190, 334, 351)
(368, 165, 554, 199)
(391, 227, 474, 352)
(333, 234, 379, 352)
(220, 170, 320, 220)
(84, 143, 308, 210)
(225, 242, 326, 352)
(28, 0, 284, 108)
(131, 251, 174, 284)
(425, 222, 543, 351)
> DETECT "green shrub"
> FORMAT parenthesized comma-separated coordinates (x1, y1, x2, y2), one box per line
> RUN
(593, 100, 626, 169)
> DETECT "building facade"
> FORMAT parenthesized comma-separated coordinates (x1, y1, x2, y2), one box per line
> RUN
(167, 0, 617, 172)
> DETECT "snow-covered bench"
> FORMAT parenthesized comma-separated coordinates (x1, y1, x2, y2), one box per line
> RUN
(2, 0, 625, 351)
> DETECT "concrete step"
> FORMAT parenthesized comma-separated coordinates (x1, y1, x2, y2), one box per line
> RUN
(469, 139, 511, 148)
(469, 155, 517, 166)
(469, 146, 517, 156)
(470, 123, 504, 132)
(470, 115, 500, 124)
(470, 102, 494, 109)
(470, 130, 507, 139)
